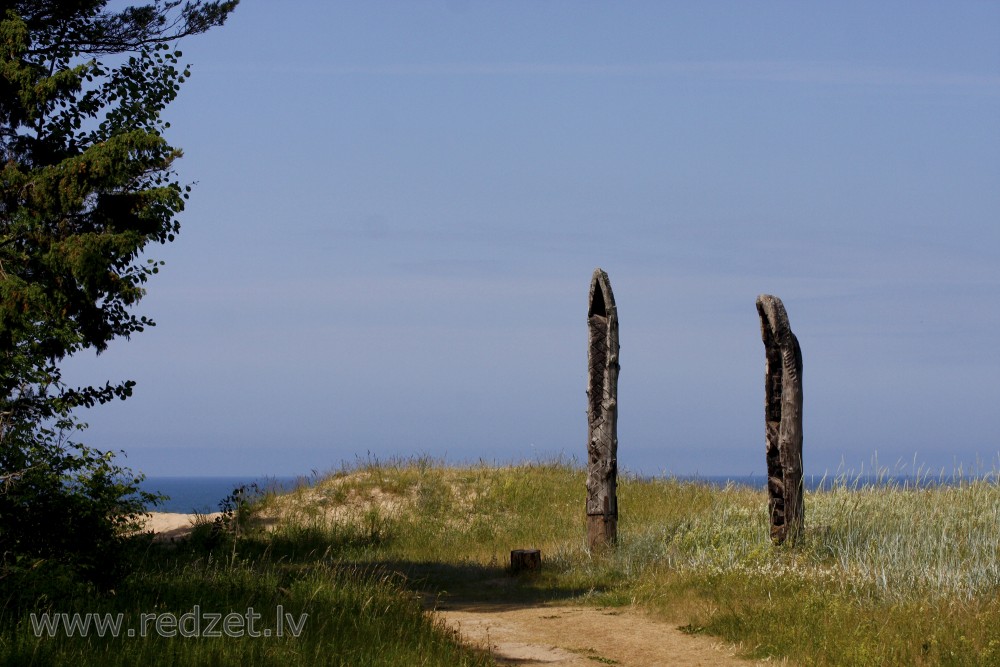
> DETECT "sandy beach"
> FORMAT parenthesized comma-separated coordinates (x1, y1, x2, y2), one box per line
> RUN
(143, 512, 221, 542)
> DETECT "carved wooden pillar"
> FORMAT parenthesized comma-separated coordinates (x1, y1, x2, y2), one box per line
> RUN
(587, 269, 619, 550)
(756, 294, 804, 545)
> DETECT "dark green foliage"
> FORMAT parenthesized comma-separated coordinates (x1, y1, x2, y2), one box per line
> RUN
(188, 483, 263, 551)
(0, 418, 161, 600)
(0, 1, 236, 590)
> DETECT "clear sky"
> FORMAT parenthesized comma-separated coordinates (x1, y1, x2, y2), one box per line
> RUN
(62, 1, 1000, 478)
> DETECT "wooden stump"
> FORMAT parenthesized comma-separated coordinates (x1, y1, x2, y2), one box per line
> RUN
(586, 269, 620, 551)
(756, 294, 804, 545)
(510, 549, 541, 574)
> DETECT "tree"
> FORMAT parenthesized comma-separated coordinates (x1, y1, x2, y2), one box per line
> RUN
(0, 1, 237, 590)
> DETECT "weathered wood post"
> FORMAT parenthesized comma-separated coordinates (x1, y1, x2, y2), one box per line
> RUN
(587, 268, 619, 550)
(510, 549, 541, 574)
(756, 294, 804, 545)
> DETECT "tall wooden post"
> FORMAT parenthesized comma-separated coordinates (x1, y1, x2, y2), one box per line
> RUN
(587, 268, 619, 550)
(756, 294, 804, 545)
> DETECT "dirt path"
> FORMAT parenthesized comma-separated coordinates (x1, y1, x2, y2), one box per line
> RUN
(436, 603, 773, 666)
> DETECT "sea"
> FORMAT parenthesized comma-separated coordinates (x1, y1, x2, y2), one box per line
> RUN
(141, 472, 990, 513)
(141, 476, 304, 513)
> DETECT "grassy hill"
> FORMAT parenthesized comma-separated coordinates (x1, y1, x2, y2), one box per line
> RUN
(4, 458, 1000, 665)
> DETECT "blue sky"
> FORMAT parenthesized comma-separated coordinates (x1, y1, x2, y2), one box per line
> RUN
(63, 1, 1000, 478)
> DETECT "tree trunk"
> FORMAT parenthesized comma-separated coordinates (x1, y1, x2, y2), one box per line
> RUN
(510, 549, 542, 574)
(587, 269, 619, 550)
(756, 294, 804, 545)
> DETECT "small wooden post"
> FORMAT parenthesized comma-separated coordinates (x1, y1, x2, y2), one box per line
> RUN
(586, 268, 619, 550)
(510, 549, 541, 574)
(756, 294, 804, 545)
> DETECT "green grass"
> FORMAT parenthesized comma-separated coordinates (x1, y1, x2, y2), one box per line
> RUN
(262, 458, 1000, 665)
(2, 559, 484, 667)
(5, 458, 1000, 665)
(0, 473, 492, 667)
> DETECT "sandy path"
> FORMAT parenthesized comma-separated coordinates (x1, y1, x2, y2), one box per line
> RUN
(143, 512, 220, 541)
(436, 604, 768, 666)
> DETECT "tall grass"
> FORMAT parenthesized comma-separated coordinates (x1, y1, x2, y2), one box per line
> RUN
(264, 458, 1000, 665)
(0, 471, 491, 667)
(8, 458, 1000, 665)
(2, 560, 484, 667)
